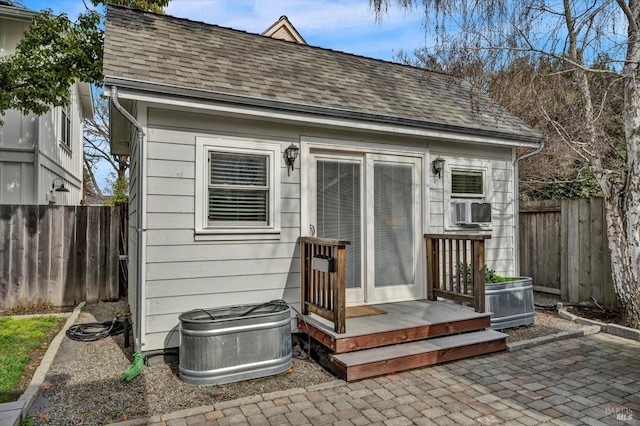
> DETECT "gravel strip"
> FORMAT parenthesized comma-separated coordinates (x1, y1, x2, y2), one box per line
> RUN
(28, 301, 333, 425)
(27, 296, 590, 425)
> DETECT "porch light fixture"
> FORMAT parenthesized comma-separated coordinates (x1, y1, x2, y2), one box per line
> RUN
(52, 178, 70, 193)
(432, 157, 445, 179)
(285, 143, 299, 176)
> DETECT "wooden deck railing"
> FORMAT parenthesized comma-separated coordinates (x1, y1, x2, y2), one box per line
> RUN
(299, 237, 350, 333)
(425, 234, 491, 313)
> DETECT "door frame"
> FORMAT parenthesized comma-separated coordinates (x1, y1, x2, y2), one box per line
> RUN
(301, 137, 429, 305)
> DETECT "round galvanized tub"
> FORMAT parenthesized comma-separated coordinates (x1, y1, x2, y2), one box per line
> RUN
(486, 277, 535, 330)
(179, 302, 292, 385)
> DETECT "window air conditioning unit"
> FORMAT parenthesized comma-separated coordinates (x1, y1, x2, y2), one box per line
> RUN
(452, 201, 492, 225)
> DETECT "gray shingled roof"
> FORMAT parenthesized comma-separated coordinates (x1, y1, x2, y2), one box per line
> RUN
(104, 6, 543, 143)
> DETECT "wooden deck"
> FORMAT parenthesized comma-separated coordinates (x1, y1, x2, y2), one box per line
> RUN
(298, 300, 507, 381)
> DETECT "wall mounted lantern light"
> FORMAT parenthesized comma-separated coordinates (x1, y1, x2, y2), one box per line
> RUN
(432, 157, 445, 179)
(285, 143, 299, 176)
(52, 178, 70, 193)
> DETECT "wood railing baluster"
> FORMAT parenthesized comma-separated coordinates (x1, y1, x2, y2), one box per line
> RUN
(299, 237, 350, 334)
(425, 234, 490, 313)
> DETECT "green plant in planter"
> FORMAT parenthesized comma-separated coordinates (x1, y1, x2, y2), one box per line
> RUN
(458, 263, 513, 284)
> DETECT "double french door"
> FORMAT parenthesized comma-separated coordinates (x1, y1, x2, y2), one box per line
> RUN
(310, 150, 423, 305)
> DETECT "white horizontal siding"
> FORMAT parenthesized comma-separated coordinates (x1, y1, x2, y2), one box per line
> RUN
(146, 242, 299, 263)
(146, 258, 299, 281)
(138, 106, 522, 350)
(427, 144, 516, 277)
(146, 287, 301, 327)
(146, 290, 302, 348)
(146, 273, 299, 298)
(147, 159, 194, 179)
(142, 112, 304, 350)
(147, 176, 195, 195)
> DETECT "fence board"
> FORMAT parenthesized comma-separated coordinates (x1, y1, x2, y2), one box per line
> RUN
(519, 198, 617, 307)
(0, 205, 125, 309)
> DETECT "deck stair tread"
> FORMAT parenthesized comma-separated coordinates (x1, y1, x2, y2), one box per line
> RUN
(305, 300, 492, 338)
(332, 329, 507, 367)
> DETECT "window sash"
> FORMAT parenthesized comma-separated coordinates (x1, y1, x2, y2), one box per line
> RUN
(451, 170, 483, 198)
(207, 151, 270, 226)
(61, 105, 71, 147)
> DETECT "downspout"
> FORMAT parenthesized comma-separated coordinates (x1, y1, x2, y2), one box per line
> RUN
(33, 117, 40, 203)
(110, 86, 145, 353)
(513, 142, 545, 276)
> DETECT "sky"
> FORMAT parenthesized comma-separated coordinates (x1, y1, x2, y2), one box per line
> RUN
(18, 0, 427, 192)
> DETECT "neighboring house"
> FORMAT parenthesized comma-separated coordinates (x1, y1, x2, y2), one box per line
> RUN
(103, 5, 543, 362)
(0, 1, 92, 205)
(261, 15, 307, 44)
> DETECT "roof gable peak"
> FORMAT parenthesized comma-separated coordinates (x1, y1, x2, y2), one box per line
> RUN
(262, 15, 307, 45)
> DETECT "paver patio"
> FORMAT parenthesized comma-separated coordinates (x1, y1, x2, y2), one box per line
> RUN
(121, 333, 640, 426)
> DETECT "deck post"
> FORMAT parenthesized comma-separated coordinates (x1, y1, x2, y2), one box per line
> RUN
(334, 245, 346, 334)
(473, 239, 486, 313)
(425, 237, 436, 301)
(300, 240, 309, 315)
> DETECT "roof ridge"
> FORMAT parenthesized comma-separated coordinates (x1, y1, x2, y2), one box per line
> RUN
(106, 4, 458, 81)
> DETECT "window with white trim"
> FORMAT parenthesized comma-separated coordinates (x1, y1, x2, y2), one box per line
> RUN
(60, 104, 71, 148)
(443, 162, 492, 229)
(195, 137, 281, 238)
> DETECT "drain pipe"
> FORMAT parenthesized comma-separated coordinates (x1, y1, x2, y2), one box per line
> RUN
(110, 86, 145, 353)
(513, 141, 545, 276)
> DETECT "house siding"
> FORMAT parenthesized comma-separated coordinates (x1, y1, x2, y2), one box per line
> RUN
(139, 106, 518, 350)
(142, 108, 301, 349)
(0, 13, 85, 205)
(427, 143, 516, 277)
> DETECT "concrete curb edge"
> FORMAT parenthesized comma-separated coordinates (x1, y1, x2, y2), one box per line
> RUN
(18, 302, 86, 420)
(506, 325, 600, 352)
(557, 305, 640, 342)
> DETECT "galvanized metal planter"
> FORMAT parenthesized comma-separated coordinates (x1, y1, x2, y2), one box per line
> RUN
(179, 302, 292, 385)
(485, 277, 535, 330)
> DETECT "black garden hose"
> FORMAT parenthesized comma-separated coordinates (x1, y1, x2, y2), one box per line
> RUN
(66, 318, 126, 342)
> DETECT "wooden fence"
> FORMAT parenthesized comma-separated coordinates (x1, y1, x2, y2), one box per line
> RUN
(519, 198, 617, 307)
(0, 204, 127, 309)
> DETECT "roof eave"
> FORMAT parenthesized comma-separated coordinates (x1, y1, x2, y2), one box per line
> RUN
(0, 4, 36, 19)
(104, 76, 544, 147)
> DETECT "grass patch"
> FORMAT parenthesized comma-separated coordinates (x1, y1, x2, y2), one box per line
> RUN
(0, 315, 64, 403)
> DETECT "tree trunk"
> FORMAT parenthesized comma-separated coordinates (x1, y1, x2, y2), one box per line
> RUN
(605, 4, 640, 328)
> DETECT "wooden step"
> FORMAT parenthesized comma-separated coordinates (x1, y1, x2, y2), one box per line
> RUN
(330, 329, 507, 381)
(299, 300, 492, 353)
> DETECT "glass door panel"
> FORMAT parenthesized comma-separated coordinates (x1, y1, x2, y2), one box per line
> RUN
(374, 162, 415, 287)
(367, 155, 422, 303)
(315, 157, 363, 303)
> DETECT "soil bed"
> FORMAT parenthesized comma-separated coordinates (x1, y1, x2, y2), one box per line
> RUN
(566, 305, 624, 324)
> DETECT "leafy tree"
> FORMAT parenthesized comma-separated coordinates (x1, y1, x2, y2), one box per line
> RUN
(0, 0, 168, 116)
(104, 171, 129, 205)
(374, 1, 640, 326)
(84, 94, 129, 203)
(0, 0, 168, 198)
